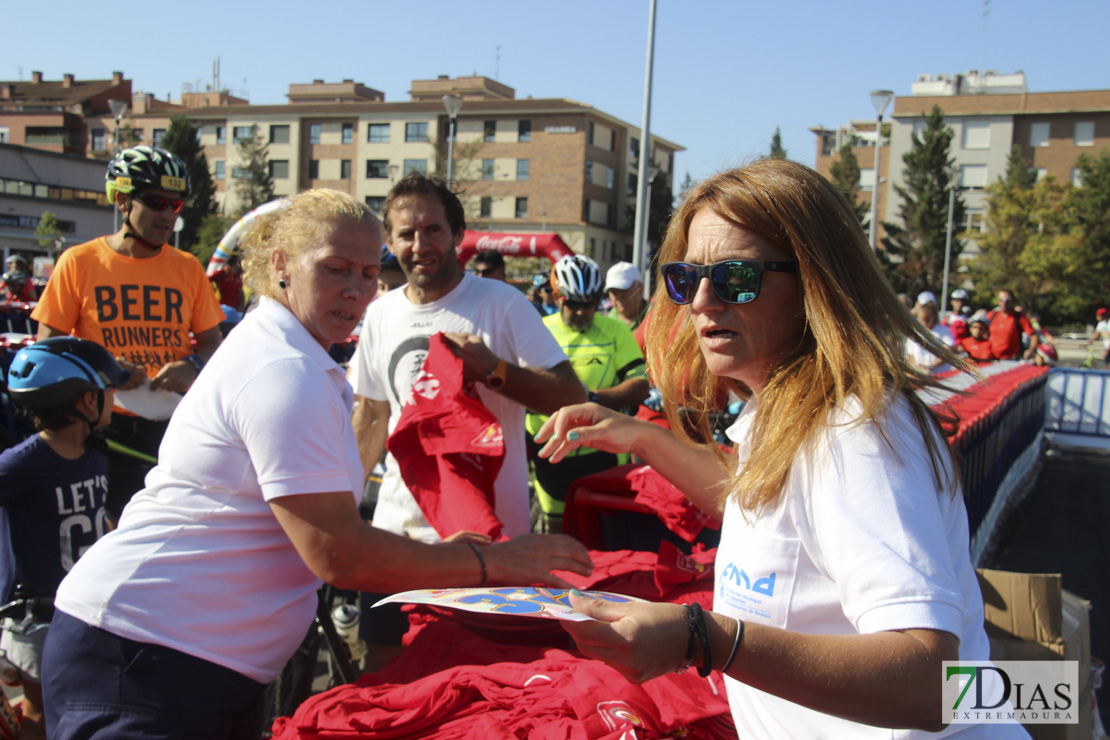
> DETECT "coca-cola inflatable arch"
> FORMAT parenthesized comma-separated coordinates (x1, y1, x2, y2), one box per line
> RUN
(456, 232, 574, 268)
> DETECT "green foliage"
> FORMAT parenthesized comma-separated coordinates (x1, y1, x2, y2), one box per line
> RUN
(769, 127, 787, 159)
(828, 144, 868, 228)
(234, 130, 275, 215)
(192, 213, 234, 270)
(161, 116, 218, 255)
(34, 211, 63, 248)
(117, 124, 141, 151)
(624, 174, 675, 252)
(676, 172, 697, 205)
(880, 105, 965, 296)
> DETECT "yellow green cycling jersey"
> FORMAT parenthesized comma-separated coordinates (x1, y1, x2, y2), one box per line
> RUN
(525, 312, 646, 437)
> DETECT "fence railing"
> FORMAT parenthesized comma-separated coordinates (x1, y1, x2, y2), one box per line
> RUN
(1044, 367, 1110, 438)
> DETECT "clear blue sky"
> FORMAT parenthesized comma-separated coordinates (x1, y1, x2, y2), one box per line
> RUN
(4, 0, 1108, 190)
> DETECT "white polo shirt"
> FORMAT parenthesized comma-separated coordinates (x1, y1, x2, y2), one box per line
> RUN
(54, 297, 364, 684)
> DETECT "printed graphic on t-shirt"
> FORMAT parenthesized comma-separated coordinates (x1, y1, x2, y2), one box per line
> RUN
(716, 534, 798, 628)
(385, 335, 431, 408)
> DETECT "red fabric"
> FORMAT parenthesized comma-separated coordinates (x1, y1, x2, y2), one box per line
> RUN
(629, 465, 721, 543)
(0, 279, 35, 303)
(386, 333, 506, 540)
(943, 313, 969, 342)
(210, 267, 242, 307)
(928, 364, 1048, 449)
(987, 310, 1035, 360)
(960, 336, 995, 361)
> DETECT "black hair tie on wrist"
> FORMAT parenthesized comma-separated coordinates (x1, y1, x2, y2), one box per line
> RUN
(466, 542, 488, 586)
(690, 602, 713, 678)
(675, 604, 697, 674)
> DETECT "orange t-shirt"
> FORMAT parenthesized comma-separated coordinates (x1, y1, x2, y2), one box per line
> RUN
(31, 237, 225, 377)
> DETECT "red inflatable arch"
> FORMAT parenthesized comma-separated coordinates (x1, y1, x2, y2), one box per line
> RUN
(456, 231, 574, 268)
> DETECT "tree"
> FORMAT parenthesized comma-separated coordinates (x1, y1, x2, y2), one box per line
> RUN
(117, 123, 141, 151)
(162, 115, 218, 255)
(769, 127, 787, 159)
(35, 211, 63, 249)
(192, 213, 234, 270)
(880, 105, 965, 296)
(234, 130, 274, 215)
(676, 172, 697, 205)
(973, 146, 1066, 314)
(624, 174, 675, 250)
(828, 143, 868, 228)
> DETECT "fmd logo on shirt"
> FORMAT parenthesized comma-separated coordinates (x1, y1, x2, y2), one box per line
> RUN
(718, 562, 776, 597)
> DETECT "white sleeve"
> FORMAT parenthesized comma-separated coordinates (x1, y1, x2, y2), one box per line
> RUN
(797, 404, 966, 637)
(349, 308, 387, 401)
(231, 359, 357, 500)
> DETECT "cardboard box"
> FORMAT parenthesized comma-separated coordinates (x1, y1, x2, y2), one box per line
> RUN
(976, 569, 1093, 740)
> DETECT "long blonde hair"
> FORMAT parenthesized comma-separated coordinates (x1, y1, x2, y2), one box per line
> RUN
(646, 159, 967, 512)
(239, 189, 381, 299)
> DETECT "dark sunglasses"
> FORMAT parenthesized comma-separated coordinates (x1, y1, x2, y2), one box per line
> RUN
(561, 298, 597, 310)
(661, 260, 798, 305)
(135, 192, 185, 214)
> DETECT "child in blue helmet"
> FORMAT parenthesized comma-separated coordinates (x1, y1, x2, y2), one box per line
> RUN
(0, 337, 128, 740)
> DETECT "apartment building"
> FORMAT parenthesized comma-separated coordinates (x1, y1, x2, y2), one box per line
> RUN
(812, 71, 1110, 256)
(4, 72, 682, 269)
(0, 71, 132, 156)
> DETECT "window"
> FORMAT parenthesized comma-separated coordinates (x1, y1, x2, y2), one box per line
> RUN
(365, 196, 385, 215)
(630, 136, 639, 159)
(588, 121, 595, 144)
(405, 122, 427, 142)
(214, 161, 225, 180)
(216, 126, 226, 145)
(514, 197, 528, 219)
(366, 160, 389, 178)
(308, 159, 319, 180)
(403, 158, 426, 175)
(859, 168, 876, 190)
(0, 126, 9, 144)
(585, 161, 593, 184)
(965, 210, 985, 233)
(91, 128, 106, 151)
(607, 168, 614, 189)
(342, 123, 354, 144)
(1072, 168, 1083, 187)
(1075, 121, 1095, 147)
(152, 129, 166, 148)
(912, 121, 927, 141)
(1029, 122, 1050, 148)
(231, 166, 247, 179)
(340, 159, 351, 180)
(482, 159, 494, 180)
(962, 121, 991, 150)
(367, 123, 389, 143)
(480, 197, 491, 218)
(269, 160, 290, 179)
(269, 125, 290, 144)
(483, 120, 496, 143)
(610, 130, 616, 152)
(308, 123, 322, 145)
(627, 173, 638, 197)
(518, 120, 531, 142)
(233, 125, 253, 142)
(960, 164, 988, 189)
(516, 159, 529, 180)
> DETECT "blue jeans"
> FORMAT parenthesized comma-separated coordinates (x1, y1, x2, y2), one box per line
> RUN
(42, 611, 267, 740)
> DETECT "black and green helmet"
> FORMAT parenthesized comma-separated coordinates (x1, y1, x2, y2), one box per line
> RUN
(105, 145, 190, 201)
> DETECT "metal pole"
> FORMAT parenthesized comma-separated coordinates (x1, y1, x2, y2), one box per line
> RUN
(113, 119, 121, 232)
(632, 0, 657, 295)
(868, 113, 882, 252)
(941, 180, 956, 322)
(446, 116, 456, 189)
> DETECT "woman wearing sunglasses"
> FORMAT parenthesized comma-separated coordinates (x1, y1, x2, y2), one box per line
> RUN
(536, 159, 1022, 738)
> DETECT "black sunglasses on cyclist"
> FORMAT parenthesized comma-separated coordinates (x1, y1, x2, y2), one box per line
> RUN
(660, 260, 798, 305)
(134, 192, 185, 214)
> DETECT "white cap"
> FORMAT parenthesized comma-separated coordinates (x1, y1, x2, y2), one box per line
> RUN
(951, 288, 970, 301)
(917, 291, 938, 307)
(604, 262, 643, 292)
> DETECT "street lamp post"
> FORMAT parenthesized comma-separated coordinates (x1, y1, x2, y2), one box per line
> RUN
(442, 95, 463, 190)
(632, 0, 658, 287)
(108, 99, 128, 232)
(941, 168, 958, 322)
(868, 90, 893, 253)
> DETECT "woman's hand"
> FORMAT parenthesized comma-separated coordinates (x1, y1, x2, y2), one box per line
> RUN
(562, 591, 689, 684)
(534, 402, 648, 463)
(482, 534, 594, 588)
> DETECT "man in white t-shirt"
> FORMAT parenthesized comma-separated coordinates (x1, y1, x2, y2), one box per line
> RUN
(349, 172, 585, 667)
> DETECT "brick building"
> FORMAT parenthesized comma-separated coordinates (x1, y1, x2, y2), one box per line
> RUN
(812, 71, 1110, 258)
(1, 72, 682, 270)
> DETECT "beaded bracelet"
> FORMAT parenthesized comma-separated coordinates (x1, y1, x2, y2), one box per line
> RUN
(674, 604, 697, 674)
(690, 602, 713, 678)
(721, 617, 744, 673)
(466, 542, 487, 586)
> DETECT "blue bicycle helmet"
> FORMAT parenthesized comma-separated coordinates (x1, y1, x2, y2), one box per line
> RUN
(7, 337, 129, 410)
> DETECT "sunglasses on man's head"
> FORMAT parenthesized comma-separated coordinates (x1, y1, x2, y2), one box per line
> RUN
(135, 192, 185, 214)
(660, 260, 798, 305)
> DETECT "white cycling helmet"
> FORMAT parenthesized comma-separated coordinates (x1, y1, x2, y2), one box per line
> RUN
(551, 255, 603, 303)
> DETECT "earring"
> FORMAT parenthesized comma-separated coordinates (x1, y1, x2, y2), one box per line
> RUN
(278, 278, 287, 289)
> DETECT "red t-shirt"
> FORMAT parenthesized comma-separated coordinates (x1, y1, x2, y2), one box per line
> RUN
(211, 268, 243, 308)
(988, 309, 1034, 360)
(960, 335, 995, 361)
